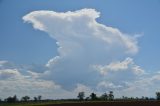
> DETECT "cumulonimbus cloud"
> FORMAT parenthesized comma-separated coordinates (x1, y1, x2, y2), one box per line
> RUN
(23, 9, 139, 90)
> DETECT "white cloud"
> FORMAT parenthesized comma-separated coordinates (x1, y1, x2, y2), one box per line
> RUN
(27, 70, 41, 79)
(92, 57, 145, 95)
(23, 8, 139, 90)
(23, 9, 138, 55)
(132, 65, 145, 75)
(0, 60, 17, 69)
(0, 63, 62, 99)
(94, 72, 160, 98)
(93, 57, 144, 75)
(97, 81, 123, 91)
(118, 73, 160, 97)
(0, 69, 21, 79)
(0, 61, 8, 67)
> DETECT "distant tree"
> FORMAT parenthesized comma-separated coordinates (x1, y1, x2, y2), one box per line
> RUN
(5, 97, 12, 103)
(100, 93, 108, 101)
(13, 95, 18, 102)
(21, 96, 30, 102)
(130, 97, 135, 100)
(34, 97, 38, 102)
(77, 92, 85, 101)
(108, 91, 114, 101)
(141, 96, 145, 100)
(145, 97, 149, 100)
(5, 95, 18, 103)
(38, 95, 42, 101)
(90, 93, 97, 101)
(122, 96, 126, 100)
(85, 97, 90, 101)
(156, 92, 160, 100)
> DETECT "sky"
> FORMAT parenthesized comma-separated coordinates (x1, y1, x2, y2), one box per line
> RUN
(0, 0, 160, 99)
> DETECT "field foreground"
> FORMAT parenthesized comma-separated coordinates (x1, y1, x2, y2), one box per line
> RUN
(1, 101, 160, 106)
(44, 101, 160, 106)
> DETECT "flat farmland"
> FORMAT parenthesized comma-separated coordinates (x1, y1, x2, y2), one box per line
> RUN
(1, 101, 160, 106)
(44, 101, 160, 106)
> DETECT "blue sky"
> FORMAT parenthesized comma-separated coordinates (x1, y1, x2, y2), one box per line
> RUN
(0, 0, 160, 99)
(0, 0, 160, 69)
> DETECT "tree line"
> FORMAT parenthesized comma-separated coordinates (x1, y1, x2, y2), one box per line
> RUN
(77, 91, 114, 101)
(0, 95, 42, 103)
(0, 91, 160, 103)
(77, 91, 160, 101)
